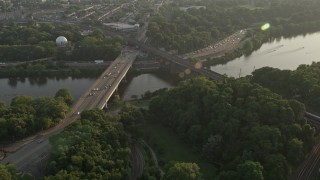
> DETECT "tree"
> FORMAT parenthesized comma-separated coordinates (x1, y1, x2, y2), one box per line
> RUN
(0, 164, 16, 180)
(147, 77, 314, 178)
(164, 162, 203, 180)
(264, 154, 290, 180)
(237, 161, 264, 180)
(287, 138, 304, 165)
(10, 96, 33, 107)
(55, 88, 73, 105)
(46, 109, 130, 179)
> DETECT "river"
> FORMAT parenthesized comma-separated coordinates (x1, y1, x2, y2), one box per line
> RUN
(0, 77, 96, 105)
(210, 32, 320, 77)
(0, 73, 174, 105)
(2, 32, 319, 104)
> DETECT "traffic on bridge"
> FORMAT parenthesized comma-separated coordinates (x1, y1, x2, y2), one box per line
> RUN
(0, 48, 139, 175)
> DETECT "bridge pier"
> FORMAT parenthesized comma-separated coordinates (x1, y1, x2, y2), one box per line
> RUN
(122, 76, 127, 83)
(104, 103, 108, 110)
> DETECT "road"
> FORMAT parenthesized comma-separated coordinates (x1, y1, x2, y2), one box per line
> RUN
(181, 30, 247, 59)
(0, 48, 139, 176)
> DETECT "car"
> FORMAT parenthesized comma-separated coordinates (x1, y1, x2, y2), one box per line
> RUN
(37, 139, 44, 144)
(77, 111, 80, 115)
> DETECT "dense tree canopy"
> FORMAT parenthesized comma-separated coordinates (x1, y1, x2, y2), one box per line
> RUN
(148, 77, 315, 179)
(0, 164, 16, 180)
(251, 62, 320, 113)
(0, 90, 70, 142)
(164, 162, 203, 180)
(46, 109, 131, 179)
(0, 61, 105, 78)
(147, 0, 320, 54)
(55, 88, 74, 105)
(0, 24, 123, 62)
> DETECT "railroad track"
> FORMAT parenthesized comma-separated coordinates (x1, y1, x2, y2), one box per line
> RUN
(294, 113, 320, 180)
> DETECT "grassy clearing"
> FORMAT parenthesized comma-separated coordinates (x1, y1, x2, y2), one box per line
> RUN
(128, 100, 150, 109)
(144, 123, 216, 179)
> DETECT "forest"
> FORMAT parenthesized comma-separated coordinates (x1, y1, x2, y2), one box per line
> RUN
(0, 89, 72, 143)
(0, 23, 123, 62)
(45, 109, 131, 179)
(147, 0, 320, 56)
(0, 61, 105, 78)
(251, 62, 320, 113)
(45, 107, 204, 179)
(1, 76, 317, 179)
(148, 77, 315, 179)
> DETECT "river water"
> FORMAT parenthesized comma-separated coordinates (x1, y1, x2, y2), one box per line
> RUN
(2, 32, 319, 104)
(0, 73, 174, 105)
(120, 73, 174, 101)
(0, 77, 96, 105)
(210, 32, 320, 77)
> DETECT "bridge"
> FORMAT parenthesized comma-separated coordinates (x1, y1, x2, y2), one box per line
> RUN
(2, 24, 320, 179)
(0, 48, 139, 175)
(105, 30, 226, 80)
(70, 48, 138, 112)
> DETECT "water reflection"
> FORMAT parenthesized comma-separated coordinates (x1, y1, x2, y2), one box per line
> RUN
(8, 78, 18, 87)
(28, 77, 47, 87)
(1, 76, 96, 105)
(211, 31, 320, 77)
(119, 73, 175, 101)
(1, 73, 175, 105)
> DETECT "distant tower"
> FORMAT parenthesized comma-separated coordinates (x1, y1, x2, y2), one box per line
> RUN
(56, 36, 68, 47)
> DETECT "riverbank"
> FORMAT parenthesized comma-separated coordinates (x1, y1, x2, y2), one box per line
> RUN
(0, 61, 105, 78)
(204, 22, 320, 67)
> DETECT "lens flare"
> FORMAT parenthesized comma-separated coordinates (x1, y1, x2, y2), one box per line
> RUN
(185, 69, 191, 75)
(261, 23, 270, 31)
(178, 72, 185, 78)
(194, 62, 202, 69)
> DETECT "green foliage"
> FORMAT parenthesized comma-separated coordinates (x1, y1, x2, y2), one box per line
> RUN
(0, 24, 123, 63)
(0, 89, 70, 142)
(67, 30, 124, 62)
(119, 104, 145, 137)
(0, 61, 105, 78)
(0, 164, 16, 180)
(0, 44, 55, 62)
(147, 0, 320, 64)
(55, 88, 74, 105)
(46, 109, 130, 179)
(148, 77, 314, 179)
(164, 162, 203, 180)
(237, 161, 264, 180)
(251, 62, 320, 113)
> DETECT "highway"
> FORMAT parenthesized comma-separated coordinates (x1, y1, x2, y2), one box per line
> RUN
(0, 48, 139, 175)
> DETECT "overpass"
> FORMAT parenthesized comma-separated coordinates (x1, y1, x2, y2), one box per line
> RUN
(105, 30, 225, 80)
(129, 39, 225, 80)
